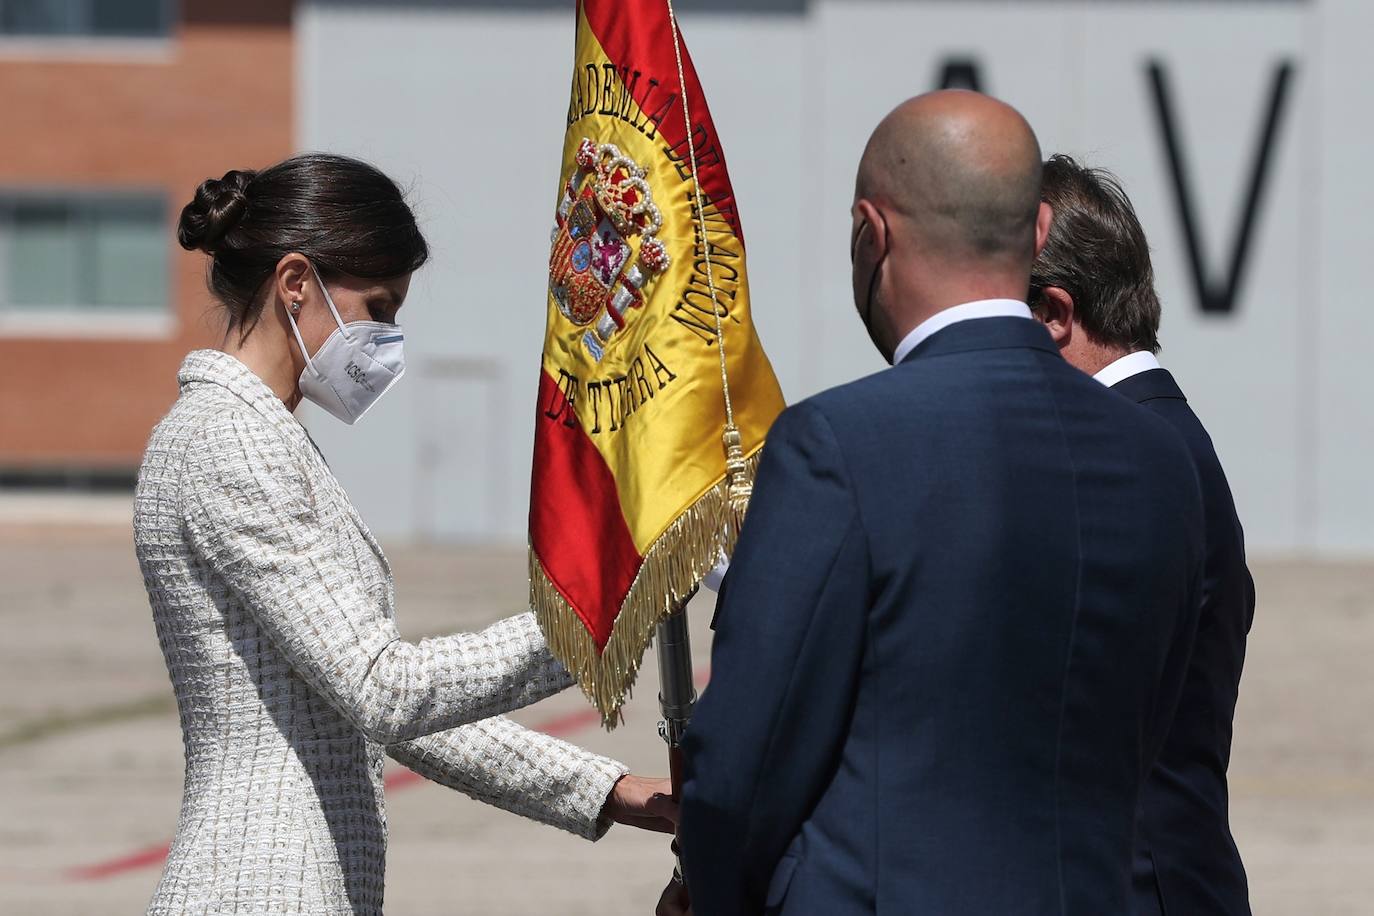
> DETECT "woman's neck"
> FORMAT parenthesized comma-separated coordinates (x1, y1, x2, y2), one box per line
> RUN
(222, 316, 304, 412)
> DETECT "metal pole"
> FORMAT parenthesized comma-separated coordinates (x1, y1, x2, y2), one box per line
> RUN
(656, 597, 697, 886)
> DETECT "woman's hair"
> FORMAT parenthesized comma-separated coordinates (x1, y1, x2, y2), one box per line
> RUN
(177, 153, 429, 334)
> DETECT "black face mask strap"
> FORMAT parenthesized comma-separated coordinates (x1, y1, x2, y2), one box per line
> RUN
(853, 219, 879, 321)
(863, 251, 884, 326)
(850, 218, 868, 263)
(853, 213, 890, 357)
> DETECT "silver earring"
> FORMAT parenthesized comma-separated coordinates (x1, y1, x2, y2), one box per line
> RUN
(291, 299, 301, 314)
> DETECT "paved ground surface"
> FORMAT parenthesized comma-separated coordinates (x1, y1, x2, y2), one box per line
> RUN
(0, 512, 1369, 914)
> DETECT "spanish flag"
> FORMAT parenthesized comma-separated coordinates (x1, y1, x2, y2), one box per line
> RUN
(530, 0, 784, 726)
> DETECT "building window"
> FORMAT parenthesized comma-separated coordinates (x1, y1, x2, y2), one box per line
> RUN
(0, 193, 169, 316)
(0, 0, 171, 37)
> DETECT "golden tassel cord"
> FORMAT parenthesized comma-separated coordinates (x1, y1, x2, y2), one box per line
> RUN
(722, 423, 753, 541)
(530, 449, 761, 729)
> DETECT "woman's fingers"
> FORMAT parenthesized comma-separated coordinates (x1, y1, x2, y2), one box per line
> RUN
(604, 774, 680, 832)
(645, 791, 681, 826)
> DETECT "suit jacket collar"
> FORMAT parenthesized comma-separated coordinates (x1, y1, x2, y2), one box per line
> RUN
(899, 316, 1059, 365)
(178, 349, 306, 441)
(1111, 367, 1187, 405)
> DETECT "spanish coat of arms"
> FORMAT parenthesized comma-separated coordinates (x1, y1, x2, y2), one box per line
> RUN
(549, 139, 671, 362)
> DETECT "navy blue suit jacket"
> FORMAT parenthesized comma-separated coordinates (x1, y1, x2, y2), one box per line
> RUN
(679, 318, 1206, 916)
(1115, 368, 1254, 916)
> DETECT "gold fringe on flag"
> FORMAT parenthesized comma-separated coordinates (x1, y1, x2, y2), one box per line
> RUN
(531, 449, 762, 728)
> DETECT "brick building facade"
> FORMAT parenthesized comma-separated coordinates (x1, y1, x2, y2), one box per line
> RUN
(0, 0, 292, 480)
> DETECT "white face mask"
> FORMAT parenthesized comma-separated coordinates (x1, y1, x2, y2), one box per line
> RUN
(284, 264, 406, 425)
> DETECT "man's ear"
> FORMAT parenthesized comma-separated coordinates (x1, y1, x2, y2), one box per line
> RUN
(273, 253, 311, 310)
(852, 198, 888, 262)
(1034, 201, 1053, 258)
(1033, 285, 1075, 348)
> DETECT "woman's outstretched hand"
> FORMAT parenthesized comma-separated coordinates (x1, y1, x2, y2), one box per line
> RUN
(601, 774, 678, 833)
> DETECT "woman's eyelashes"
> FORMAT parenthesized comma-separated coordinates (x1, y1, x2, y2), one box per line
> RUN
(364, 292, 404, 324)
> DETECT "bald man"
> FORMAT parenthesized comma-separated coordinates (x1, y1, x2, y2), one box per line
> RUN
(675, 92, 1206, 916)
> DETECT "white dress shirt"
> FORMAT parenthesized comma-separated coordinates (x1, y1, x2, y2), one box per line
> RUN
(891, 298, 1034, 366)
(704, 299, 1035, 592)
(1093, 350, 1162, 388)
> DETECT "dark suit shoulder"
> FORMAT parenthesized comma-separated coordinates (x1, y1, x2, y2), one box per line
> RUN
(1125, 383, 1236, 521)
(1140, 397, 1224, 477)
(793, 344, 1201, 530)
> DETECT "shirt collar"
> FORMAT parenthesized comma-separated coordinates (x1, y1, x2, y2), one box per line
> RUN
(1093, 350, 1162, 388)
(891, 299, 1034, 367)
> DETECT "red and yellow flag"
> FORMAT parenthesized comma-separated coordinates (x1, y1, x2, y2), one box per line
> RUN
(530, 0, 784, 726)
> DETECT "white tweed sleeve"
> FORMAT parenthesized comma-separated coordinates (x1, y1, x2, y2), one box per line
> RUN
(182, 411, 573, 745)
(387, 717, 628, 840)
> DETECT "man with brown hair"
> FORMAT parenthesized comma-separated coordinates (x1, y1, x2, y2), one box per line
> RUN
(1030, 154, 1255, 916)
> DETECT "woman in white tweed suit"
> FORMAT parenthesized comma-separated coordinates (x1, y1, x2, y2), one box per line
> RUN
(135, 154, 672, 915)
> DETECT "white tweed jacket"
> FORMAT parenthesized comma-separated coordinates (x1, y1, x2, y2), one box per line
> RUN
(134, 350, 626, 915)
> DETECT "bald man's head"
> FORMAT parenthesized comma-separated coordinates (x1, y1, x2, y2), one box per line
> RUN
(856, 91, 1044, 265)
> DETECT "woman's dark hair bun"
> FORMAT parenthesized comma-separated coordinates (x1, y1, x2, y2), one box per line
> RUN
(177, 168, 256, 254)
(179, 153, 428, 337)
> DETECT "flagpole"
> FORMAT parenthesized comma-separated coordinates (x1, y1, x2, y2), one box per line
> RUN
(656, 595, 697, 883)
(660, 1, 729, 891)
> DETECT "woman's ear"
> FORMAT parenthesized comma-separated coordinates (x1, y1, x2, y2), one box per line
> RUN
(1034, 286, 1075, 348)
(273, 253, 311, 313)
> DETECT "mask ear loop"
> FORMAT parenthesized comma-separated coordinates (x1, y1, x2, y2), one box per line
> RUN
(284, 262, 349, 380)
(283, 296, 324, 380)
(309, 262, 354, 342)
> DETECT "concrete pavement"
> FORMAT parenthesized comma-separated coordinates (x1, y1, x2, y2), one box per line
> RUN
(0, 522, 1368, 914)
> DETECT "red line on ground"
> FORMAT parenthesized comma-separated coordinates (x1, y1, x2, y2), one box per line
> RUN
(64, 665, 712, 882)
(66, 842, 173, 882)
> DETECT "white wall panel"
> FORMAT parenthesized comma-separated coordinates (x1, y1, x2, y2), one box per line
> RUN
(1313, 0, 1374, 554)
(1075, 5, 1308, 552)
(300, 0, 1366, 554)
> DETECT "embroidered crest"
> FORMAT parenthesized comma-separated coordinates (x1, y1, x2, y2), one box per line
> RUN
(549, 139, 671, 362)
